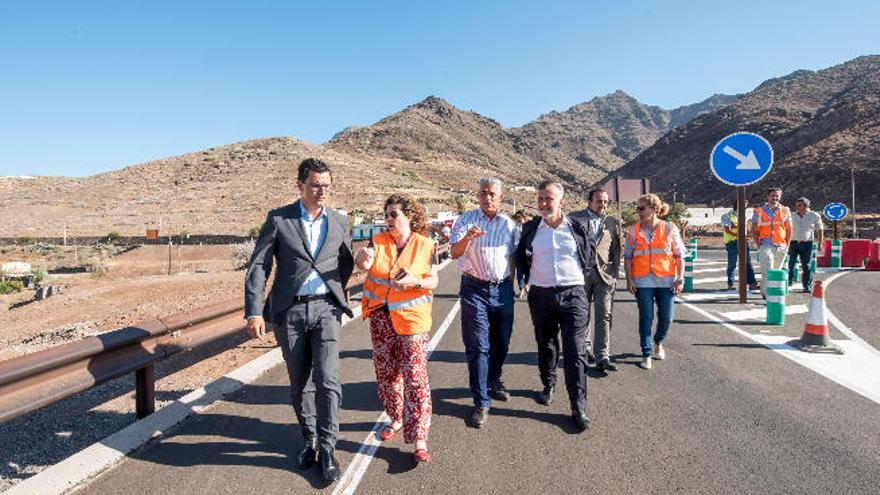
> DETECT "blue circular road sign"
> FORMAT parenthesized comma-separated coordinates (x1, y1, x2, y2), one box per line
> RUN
(823, 202, 848, 221)
(710, 132, 774, 186)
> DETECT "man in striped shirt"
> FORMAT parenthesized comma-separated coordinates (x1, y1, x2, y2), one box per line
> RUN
(450, 177, 517, 429)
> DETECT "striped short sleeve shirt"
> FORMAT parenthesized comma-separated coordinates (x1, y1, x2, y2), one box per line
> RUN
(450, 209, 516, 281)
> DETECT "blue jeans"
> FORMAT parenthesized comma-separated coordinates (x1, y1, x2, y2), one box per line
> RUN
(725, 241, 756, 286)
(634, 286, 675, 358)
(788, 241, 814, 291)
(460, 276, 515, 408)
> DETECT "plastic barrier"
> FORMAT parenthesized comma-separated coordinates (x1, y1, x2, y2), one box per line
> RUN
(816, 240, 831, 267)
(866, 240, 880, 271)
(684, 252, 694, 292)
(765, 268, 787, 325)
(841, 239, 872, 268)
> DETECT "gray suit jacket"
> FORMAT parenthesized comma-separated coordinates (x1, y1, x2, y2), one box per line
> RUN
(245, 200, 354, 321)
(570, 209, 621, 285)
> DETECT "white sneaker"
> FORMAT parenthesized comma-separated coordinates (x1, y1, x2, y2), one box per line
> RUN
(641, 357, 652, 369)
(653, 343, 665, 360)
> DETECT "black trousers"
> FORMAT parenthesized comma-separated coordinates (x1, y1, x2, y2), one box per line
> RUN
(527, 285, 590, 412)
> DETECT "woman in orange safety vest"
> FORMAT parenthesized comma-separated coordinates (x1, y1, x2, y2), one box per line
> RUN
(624, 194, 686, 370)
(354, 194, 439, 463)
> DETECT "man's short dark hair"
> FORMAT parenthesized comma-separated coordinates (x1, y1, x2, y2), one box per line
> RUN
(297, 158, 331, 183)
(766, 187, 782, 195)
(588, 189, 608, 202)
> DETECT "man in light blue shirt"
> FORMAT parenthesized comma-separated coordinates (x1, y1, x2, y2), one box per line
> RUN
(297, 201, 329, 296)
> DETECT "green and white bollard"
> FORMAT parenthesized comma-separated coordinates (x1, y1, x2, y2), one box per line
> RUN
(766, 268, 787, 325)
(792, 254, 800, 283)
(689, 238, 698, 260)
(831, 240, 842, 268)
(810, 243, 818, 273)
(684, 252, 694, 293)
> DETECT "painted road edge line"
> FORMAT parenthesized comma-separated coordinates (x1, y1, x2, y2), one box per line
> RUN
(677, 297, 880, 405)
(334, 298, 461, 495)
(821, 271, 880, 359)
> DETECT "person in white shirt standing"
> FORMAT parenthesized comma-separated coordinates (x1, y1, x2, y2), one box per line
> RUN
(515, 181, 594, 432)
(788, 197, 824, 293)
(450, 178, 517, 429)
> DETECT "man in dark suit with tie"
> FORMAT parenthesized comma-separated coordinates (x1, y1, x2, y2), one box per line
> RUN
(244, 158, 354, 483)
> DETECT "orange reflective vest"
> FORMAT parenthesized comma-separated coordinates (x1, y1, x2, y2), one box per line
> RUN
(628, 221, 676, 278)
(756, 205, 791, 245)
(362, 232, 434, 335)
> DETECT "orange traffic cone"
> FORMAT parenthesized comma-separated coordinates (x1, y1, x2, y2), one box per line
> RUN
(792, 281, 843, 354)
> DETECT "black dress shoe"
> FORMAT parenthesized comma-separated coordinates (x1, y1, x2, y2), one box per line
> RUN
(586, 351, 596, 366)
(470, 407, 489, 428)
(319, 448, 340, 482)
(596, 358, 618, 372)
(488, 381, 511, 402)
(572, 410, 592, 432)
(537, 385, 554, 406)
(297, 438, 318, 470)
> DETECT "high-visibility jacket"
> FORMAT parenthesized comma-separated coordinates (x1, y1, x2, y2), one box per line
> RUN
(723, 211, 739, 244)
(362, 232, 434, 335)
(628, 221, 676, 278)
(756, 205, 791, 245)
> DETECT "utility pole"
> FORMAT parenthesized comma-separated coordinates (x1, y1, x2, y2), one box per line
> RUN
(851, 168, 857, 238)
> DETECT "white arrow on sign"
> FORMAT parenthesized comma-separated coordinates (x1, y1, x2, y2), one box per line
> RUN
(723, 145, 761, 170)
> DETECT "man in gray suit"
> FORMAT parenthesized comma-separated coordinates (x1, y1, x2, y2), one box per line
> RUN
(572, 189, 621, 372)
(244, 158, 354, 483)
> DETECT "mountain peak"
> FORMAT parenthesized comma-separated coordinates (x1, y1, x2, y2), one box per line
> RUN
(414, 95, 456, 111)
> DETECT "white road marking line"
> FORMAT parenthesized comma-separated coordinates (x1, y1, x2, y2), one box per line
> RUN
(334, 298, 461, 495)
(693, 276, 729, 284)
(820, 271, 880, 359)
(693, 261, 728, 266)
(678, 299, 880, 405)
(720, 304, 807, 321)
(679, 292, 740, 302)
(692, 267, 727, 274)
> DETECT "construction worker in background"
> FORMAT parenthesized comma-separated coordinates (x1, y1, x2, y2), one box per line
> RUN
(789, 197, 824, 293)
(720, 197, 759, 291)
(751, 187, 792, 300)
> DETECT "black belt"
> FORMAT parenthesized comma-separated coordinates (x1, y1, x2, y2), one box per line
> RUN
(462, 272, 510, 286)
(531, 284, 583, 292)
(292, 293, 331, 304)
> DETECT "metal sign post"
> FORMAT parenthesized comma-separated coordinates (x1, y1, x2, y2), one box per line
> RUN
(710, 132, 774, 303)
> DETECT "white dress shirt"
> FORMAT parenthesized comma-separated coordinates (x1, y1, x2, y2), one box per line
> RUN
(529, 217, 585, 288)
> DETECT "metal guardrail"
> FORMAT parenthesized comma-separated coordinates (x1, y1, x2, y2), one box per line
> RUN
(0, 242, 450, 425)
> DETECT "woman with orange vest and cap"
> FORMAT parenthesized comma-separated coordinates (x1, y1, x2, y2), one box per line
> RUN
(354, 194, 439, 463)
(624, 194, 687, 370)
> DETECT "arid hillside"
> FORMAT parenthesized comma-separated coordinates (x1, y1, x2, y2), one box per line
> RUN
(606, 55, 880, 207)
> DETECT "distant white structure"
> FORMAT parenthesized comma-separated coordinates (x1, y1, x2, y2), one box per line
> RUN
(687, 207, 755, 227)
(510, 186, 536, 192)
(352, 223, 387, 241)
(1, 262, 32, 277)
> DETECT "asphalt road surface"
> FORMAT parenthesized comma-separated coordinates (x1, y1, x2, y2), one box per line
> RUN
(82, 249, 880, 494)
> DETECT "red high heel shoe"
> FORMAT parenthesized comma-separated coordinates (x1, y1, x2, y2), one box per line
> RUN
(413, 448, 432, 463)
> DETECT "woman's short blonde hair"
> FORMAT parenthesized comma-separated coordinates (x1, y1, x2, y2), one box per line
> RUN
(637, 193, 670, 217)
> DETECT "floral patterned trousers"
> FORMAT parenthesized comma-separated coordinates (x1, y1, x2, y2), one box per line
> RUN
(369, 309, 432, 443)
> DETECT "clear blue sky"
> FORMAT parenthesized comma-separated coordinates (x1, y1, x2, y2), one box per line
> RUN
(1, 0, 877, 177)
